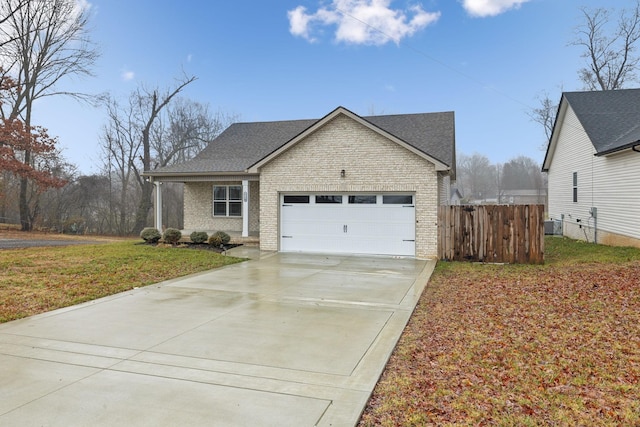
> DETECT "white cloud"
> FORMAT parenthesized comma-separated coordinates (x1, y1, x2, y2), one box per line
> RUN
(462, 0, 531, 18)
(121, 70, 135, 81)
(288, 6, 318, 42)
(287, 0, 440, 46)
(74, 0, 92, 16)
(187, 53, 193, 63)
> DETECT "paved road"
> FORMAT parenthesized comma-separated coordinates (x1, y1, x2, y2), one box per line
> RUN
(0, 238, 104, 249)
(0, 249, 435, 426)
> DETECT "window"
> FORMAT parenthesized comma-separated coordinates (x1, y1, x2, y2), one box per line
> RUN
(316, 195, 342, 204)
(572, 172, 578, 203)
(348, 195, 376, 204)
(283, 195, 309, 204)
(383, 195, 413, 205)
(214, 185, 242, 217)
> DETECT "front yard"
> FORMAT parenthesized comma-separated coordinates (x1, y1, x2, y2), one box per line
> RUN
(2, 232, 639, 425)
(0, 239, 243, 323)
(359, 237, 640, 426)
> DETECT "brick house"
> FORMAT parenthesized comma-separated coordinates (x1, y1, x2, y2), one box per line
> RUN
(145, 106, 456, 258)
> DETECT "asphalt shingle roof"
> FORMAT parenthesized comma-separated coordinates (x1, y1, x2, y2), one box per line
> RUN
(150, 108, 455, 175)
(564, 88, 640, 155)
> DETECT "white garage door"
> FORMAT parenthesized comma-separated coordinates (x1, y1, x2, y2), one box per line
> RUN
(280, 194, 415, 256)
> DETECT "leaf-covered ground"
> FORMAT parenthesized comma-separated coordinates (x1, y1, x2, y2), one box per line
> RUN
(360, 238, 640, 426)
(0, 240, 243, 323)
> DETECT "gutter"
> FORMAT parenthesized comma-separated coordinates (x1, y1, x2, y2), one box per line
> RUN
(595, 139, 640, 156)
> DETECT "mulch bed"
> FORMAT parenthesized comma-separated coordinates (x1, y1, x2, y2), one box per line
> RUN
(141, 242, 243, 253)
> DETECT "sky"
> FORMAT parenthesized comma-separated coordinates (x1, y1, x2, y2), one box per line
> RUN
(32, 0, 630, 175)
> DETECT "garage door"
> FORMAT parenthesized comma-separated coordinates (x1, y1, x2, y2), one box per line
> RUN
(280, 194, 415, 256)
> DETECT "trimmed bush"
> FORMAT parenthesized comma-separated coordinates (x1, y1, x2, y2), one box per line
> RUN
(208, 231, 231, 247)
(162, 228, 182, 244)
(190, 231, 209, 244)
(140, 227, 161, 243)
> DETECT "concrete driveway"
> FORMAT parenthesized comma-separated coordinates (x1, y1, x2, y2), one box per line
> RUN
(0, 248, 435, 426)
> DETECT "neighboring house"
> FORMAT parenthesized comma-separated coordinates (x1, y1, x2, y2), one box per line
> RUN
(450, 187, 463, 205)
(145, 106, 456, 258)
(542, 88, 640, 248)
(498, 189, 547, 206)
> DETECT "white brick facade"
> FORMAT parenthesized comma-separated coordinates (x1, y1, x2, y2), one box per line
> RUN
(183, 181, 259, 234)
(258, 115, 440, 258)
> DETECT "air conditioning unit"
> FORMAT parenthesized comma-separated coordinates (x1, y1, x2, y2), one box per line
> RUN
(544, 220, 563, 235)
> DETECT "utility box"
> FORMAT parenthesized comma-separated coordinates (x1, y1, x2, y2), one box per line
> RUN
(544, 220, 554, 235)
(544, 220, 562, 235)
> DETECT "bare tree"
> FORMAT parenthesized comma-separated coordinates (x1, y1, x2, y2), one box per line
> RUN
(501, 156, 544, 191)
(573, 1, 640, 90)
(150, 99, 237, 168)
(529, 91, 559, 151)
(129, 76, 197, 234)
(0, 0, 98, 230)
(100, 96, 140, 235)
(149, 100, 239, 229)
(456, 153, 498, 202)
(0, 0, 28, 49)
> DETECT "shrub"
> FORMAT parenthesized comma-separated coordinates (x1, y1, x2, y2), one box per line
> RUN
(190, 231, 209, 244)
(162, 228, 182, 244)
(140, 227, 161, 243)
(208, 231, 231, 247)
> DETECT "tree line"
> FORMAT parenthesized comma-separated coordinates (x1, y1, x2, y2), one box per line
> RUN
(455, 153, 546, 204)
(0, 0, 238, 234)
(1, 1, 638, 234)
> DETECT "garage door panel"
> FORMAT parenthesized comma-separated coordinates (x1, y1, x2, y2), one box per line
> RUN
(280, 194, 416, 256)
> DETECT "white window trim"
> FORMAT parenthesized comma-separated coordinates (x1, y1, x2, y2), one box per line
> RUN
(213, 185, 243, 217)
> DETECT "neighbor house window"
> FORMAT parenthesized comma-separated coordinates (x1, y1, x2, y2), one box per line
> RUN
(572, 172, 578, 203)
(213, 185, 242, 217)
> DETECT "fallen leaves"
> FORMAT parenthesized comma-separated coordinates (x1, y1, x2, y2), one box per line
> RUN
(359, 238, 640, 426)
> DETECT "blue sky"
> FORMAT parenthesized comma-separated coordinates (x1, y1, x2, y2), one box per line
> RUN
(35, 0, 625, 174)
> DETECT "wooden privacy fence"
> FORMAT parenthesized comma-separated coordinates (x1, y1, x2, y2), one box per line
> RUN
(438, 204, 545, 264)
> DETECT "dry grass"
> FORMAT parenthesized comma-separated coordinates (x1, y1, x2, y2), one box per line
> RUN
(0, 237, 243, 323)
(360, 237, 640, 426)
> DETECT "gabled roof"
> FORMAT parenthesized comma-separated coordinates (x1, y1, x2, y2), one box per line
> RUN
(147, 106, 455, 177)
(566, 88, 640, 156)
(543, 89, 640, 170)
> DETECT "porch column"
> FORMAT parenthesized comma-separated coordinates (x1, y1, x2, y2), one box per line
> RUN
(242, 180, 249, 237)
(154, 181, 163, 231)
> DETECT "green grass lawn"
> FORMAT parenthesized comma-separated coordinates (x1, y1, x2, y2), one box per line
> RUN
(0, 241, 244, 323)
(360, 237, 640, 426)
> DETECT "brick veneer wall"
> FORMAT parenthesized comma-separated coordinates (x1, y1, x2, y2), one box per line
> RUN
(258, 114, 440, 258)
(183, 181, 259, 233)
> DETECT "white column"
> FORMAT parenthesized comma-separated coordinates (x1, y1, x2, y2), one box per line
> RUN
(154, 181, 163, 231)
(242, 180, 249, 237)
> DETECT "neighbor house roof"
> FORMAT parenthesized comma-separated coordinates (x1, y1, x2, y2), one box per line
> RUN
(146, 106, 455, 177)
(542, 88, 640, 171)
(566, 89, 640, 156)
